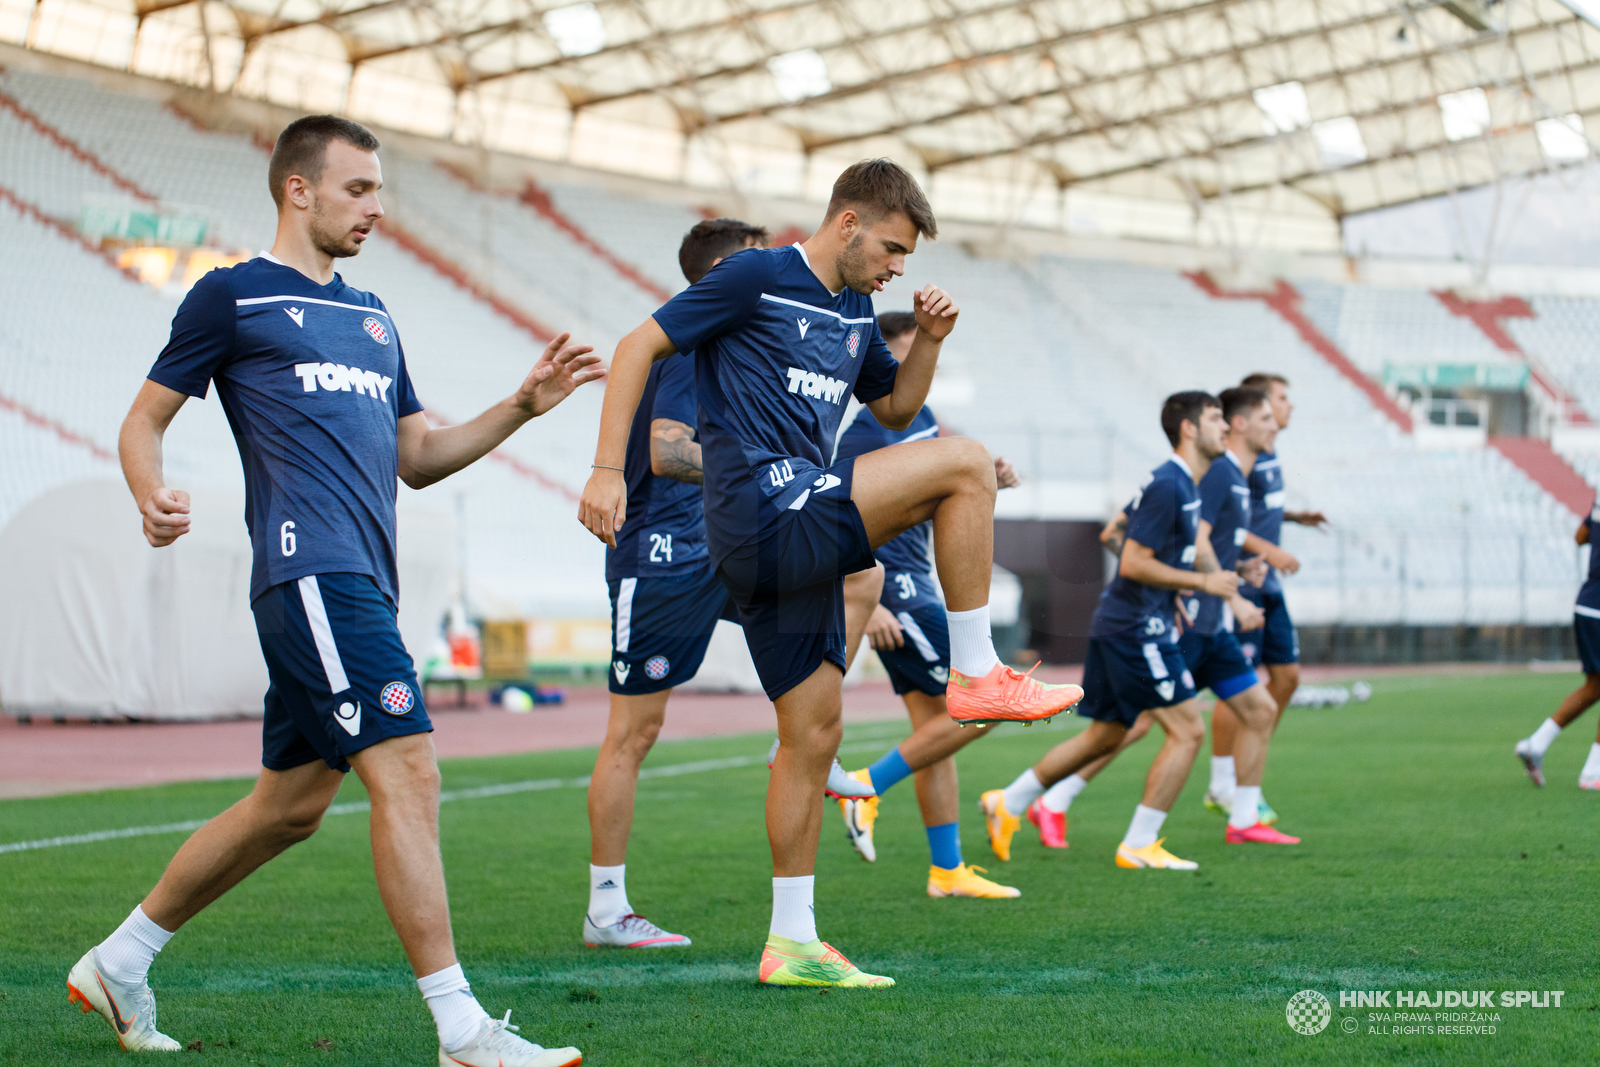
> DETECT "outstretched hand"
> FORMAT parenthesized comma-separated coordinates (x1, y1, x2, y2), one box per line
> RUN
(994, 455, 1020, 489)
(513, 332, 604, 418)
(913, 285, 960, 341)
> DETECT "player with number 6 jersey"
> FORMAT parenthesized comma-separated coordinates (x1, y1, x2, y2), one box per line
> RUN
(72, 115, 599, 1067)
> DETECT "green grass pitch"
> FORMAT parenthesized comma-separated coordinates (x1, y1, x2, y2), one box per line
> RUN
(4, 671, 1597, 1065)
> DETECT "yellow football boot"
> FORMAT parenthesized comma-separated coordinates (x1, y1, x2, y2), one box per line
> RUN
(757, 934, 894, 988)
(927, 863, 1021, 899)
(1114, 837, 1199, 870)
(978, 789, 1021, 861)
(838, 770, 879, 862)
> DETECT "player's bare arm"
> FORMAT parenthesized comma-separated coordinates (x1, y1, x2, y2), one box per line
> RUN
(1285, 509, 1329, 528)
(1578, 520, 1590, 546)
(649, 418, 702, 484)
(1242, 530, 1299, 574)
(1121, 537, 1238, 598)
(1197, 520, 1263, 629)
(1101, 509, 1129, 558)
(397, 331, 601, 490)
(865, 285, 958, 430)
(119, 379, 193, 548)
(579, 318, 679, 546)
(1238, 555, 1269, 587)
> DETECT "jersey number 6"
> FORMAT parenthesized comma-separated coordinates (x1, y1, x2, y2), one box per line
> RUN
(280, 521, 297, 557)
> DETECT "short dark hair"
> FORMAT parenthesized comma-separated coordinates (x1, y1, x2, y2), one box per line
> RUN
(824, 159, 938, 240)
(1219, 386, 1269, 426)
(1160, 391, 1220, 447)
(678, 218, 768, 284)
(877, 311, 917, 341)
(269, 115, 381, 210)
(1241, 372, 1289, 391)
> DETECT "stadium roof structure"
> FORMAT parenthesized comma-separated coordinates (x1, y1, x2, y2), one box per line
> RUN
(13, 0, 1600, 246)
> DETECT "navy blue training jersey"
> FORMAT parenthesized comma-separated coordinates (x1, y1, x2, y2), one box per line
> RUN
(606, 352, 707, 580)
(835, 403, 941, 609)
(650, 245, 898, 562)
(1579, 498, 1600, 613)
(1189, 451, 1252, 634)
(147, 256, 422, 604)
(1245, 449, 1286, 597)
(1090, 455, 1201, 641)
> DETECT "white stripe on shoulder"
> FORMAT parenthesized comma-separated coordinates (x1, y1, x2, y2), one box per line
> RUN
(1576, 604, 1600, 619)
(236, 295, 390, 318)
(759, 293, 875, 324)
(1182, 500, 1202, 509)
(297, 576, 351, 693)
(1254, 458, 1281, 470)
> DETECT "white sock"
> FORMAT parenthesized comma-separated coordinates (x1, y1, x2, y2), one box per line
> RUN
(1230, 785, 1262, 829)
(1209, 755, 1236, 797)
(588, 863, 631, 927)
(770, 875, 817, 943)
(947, 605, 1000, 677)
(1040, 773, 1087, 814)
(419, 963, 492, 1053)
(1529, 717, 1562, 757)
(1582, 743, 1600, 781)
(96, 905, 173, 987)
(1122, 804, 1167, 850)
(1002, 768, 1045, 816)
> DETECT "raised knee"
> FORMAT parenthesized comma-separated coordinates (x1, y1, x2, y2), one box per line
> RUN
(270, 806, 326, 845)
(957, 438, 996, 489)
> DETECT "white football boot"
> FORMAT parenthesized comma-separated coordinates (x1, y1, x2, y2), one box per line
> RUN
(440, 1011, 581, 1067)
(1514, 738, 1546, 787)
(765, 740, 877, 799)
(66, 947, 182, 1051)
(582, 912, 690, 948)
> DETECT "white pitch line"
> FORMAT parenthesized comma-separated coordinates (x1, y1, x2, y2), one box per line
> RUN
(0, 740, 896, 856)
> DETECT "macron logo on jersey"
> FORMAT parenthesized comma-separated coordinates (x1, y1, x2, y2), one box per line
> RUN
(797, 317, 811, 339)
(784, 367, 847, 404)
(294, 362, 394, 402)
(284, 307, 304, 327)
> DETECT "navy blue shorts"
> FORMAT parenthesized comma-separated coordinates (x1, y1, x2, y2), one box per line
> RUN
(715, 457, 877, 701)
(878, 600, 951, 698)
(1178, 630, 1259, 701)
(252, 573, 432, 773)
(1575, 610, 1600, 675)
(1238, 591, 1299, 668)
(1078, 634, 1197, 727)
(608, 565, 740, 695)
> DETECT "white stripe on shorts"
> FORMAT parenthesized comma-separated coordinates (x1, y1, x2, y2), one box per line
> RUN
(1141, 642, 1169, 680)
(615, 577, 637, 653)
(297, 576, 351, 693)
(896, 611, 940, 663)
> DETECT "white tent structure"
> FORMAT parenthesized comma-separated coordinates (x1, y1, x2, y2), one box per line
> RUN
(0, 479, 453, 719)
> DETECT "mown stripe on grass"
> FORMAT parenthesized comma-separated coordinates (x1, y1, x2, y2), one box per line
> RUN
(0, 740, 899, 856)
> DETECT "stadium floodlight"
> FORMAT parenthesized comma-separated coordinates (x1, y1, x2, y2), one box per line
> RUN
(1536, 113, 1590, 161)
(1312, 116, 1368, 168)
(767, 49, 832, 104)
(543, 3, 607, 58)
(1438, 88, 1491, 142)
(1557, 0, 1600, 28)
(1253, 81, 1311, 135)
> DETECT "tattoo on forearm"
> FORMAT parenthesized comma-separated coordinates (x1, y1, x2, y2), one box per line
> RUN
(650, 421, 703, 485)
(1103, 516, 1128, 558)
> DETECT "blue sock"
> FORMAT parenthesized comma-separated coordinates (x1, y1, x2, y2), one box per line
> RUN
(926, 822, 962, 871)
(866, 746, 914, 794)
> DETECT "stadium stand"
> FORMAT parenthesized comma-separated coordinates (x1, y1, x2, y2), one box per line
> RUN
(0, 64, 1595, 636)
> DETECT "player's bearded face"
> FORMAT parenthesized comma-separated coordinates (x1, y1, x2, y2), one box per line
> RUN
(835, 214, 914, 295)
(309, 191, 367, 258)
